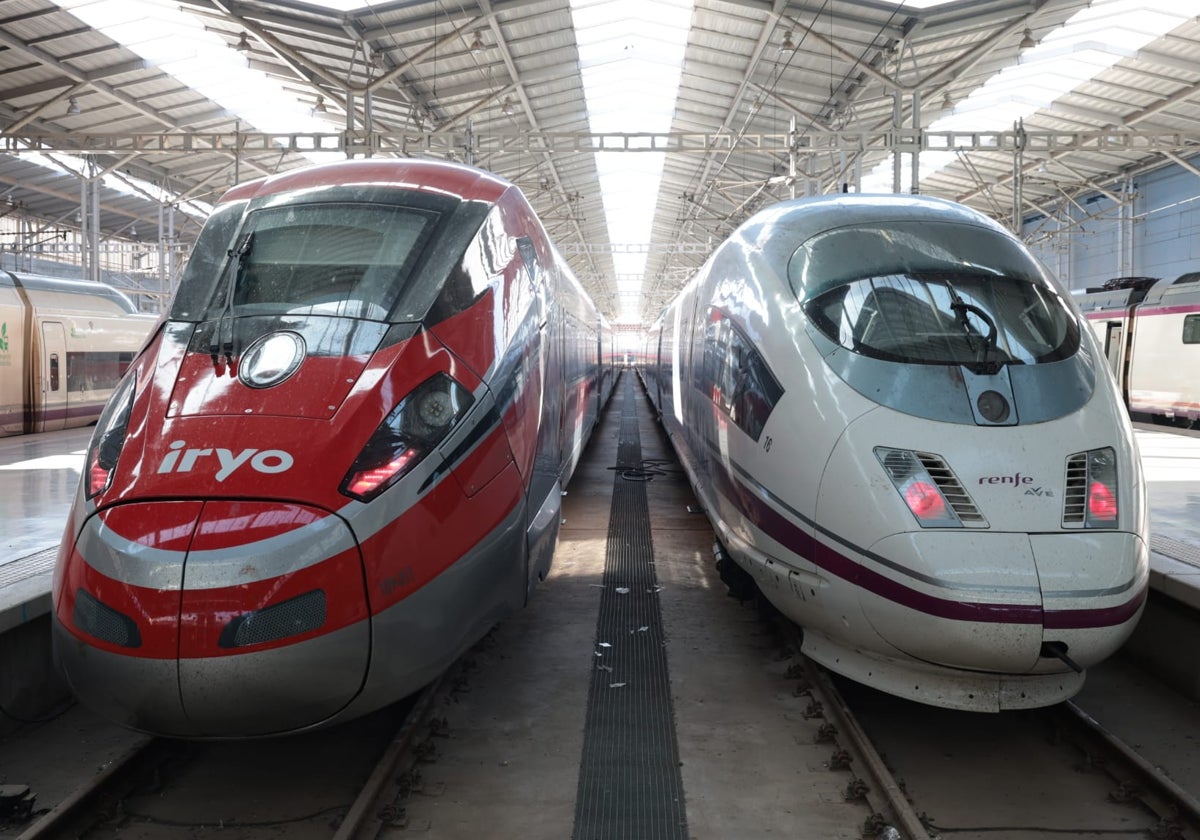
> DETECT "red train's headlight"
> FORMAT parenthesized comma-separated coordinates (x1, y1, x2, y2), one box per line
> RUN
(85, 372, 137, 499)
(339, 373, 474, 502)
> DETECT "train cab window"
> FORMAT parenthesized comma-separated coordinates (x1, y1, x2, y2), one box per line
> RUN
(197, 203, 440, 322)
(702, 312, 784, 442)
(1184, 314, 1200, 344)
(170, 200, 247, 320)
(49, 354, 59, 391)
(791, 221, 1080, 370)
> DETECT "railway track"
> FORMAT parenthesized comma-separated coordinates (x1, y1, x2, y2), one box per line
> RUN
(759, 606, 1200, 840)
(803, 661, 1200, 839)
(6, 674, 451, 840)
(5, 601, 1198, 839)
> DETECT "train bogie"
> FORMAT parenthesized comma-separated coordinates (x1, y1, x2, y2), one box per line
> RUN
(643, 193, 1148, 712)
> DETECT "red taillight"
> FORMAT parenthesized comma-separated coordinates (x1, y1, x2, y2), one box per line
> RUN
(87, 450, 111, 496)
(874, 447, 965, 528)
(85, 372, 137, 500)
(1087, 480, 1117, 521)
(904, 480, 947, 520)
(344, 450, 418, 498)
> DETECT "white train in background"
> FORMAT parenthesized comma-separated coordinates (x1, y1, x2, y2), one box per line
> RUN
(1073, 274, 1200, 427)
(640, 193, 1148, 712)
(0, 270, 158, 436)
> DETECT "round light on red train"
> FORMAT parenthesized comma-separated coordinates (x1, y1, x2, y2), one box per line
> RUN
(239, 331, 306, 389)
(417, 388, 456, 427)
(904, 480, 946, 520)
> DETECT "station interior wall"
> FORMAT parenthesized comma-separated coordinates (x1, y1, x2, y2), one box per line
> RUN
(1028, 153, 1200, 291)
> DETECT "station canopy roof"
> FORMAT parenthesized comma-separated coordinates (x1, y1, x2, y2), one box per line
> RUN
(1, 0, 1199, 325)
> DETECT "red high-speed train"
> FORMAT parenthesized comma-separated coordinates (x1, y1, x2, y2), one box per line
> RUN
(53, 158, 614, 737)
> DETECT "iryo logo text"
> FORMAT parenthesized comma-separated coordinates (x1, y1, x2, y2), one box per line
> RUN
(157, 440, 294, 482)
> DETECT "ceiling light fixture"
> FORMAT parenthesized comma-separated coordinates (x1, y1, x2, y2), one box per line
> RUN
(781, 30, 795, 51)
(469, 31, 484, 53)
(1019, 28, 1036, 49)
(312, 94, 327, 114)
(236, 31, 251, 52)
(501, 96, 515, 116)
(942, 91, 954, 110)
(67, 96, 81, 115)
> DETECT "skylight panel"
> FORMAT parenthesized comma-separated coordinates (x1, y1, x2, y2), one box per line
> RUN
(54, 0, 339, 162)
(861, 0, 1192, 193)
(570, 0, 693, 324)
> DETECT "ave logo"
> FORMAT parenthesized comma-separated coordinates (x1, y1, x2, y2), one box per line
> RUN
(157, 440, 294, 482)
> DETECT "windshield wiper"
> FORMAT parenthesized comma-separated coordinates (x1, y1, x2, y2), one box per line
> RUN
(211, 231, 253, 373)
(946, 281, 1001, 375)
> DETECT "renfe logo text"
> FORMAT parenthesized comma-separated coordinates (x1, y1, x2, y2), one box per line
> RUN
(978, 472, 1034, 485)
(157, 440, 294, 482)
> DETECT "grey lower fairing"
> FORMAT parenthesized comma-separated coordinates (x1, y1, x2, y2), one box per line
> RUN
(332, 495, 528, 728)
(53, 616, 188, 735)
(54, 500, 530, 739)
(525, 479, 563, 596)
(53, 612, 370, 738)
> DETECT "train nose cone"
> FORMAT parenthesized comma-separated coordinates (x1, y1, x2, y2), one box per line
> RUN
(55, 500, 370, 737)
(177, 500, 370, 736)
(863, 530, 1148, 675)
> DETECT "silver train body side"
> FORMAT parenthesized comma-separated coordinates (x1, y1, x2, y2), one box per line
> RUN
(642, 194, 1148, 712)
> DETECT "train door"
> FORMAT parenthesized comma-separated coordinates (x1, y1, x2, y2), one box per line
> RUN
(1103, 322, 1123, 375)
(37, 320, 67, 432)
(1102, 318, 1134, 407)
(0, 289, 25, 436)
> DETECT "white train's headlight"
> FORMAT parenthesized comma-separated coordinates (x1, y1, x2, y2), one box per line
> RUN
(1064, 447, 1118, 528)
(339, 373, 474, 502)
(875, 447, 967, 528)
(85, 372, 137, 499)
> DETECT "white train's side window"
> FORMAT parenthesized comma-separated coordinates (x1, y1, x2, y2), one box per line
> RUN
(701, 310, 784, 442)
(1183, 314, 1200, 344)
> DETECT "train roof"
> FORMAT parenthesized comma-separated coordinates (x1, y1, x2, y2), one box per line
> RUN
(217, 158, 512, 207)
(739, 193, 1009, 245)
(1075, 272, 1200, 311)
(0, 270, 140, 314)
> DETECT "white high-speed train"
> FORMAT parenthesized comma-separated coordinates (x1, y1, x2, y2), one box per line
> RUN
(0, 270, 158, 436)
(641, 193, 1148, 712)
(1073, 274, 1200, 426)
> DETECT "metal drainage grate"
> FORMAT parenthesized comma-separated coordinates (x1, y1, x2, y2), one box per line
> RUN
(572, 374, 688, 840)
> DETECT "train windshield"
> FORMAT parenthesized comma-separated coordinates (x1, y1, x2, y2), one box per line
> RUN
(791, 222, 1079, 369)
(172, 201, 440, 322)
(228, 203, 438, 320)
